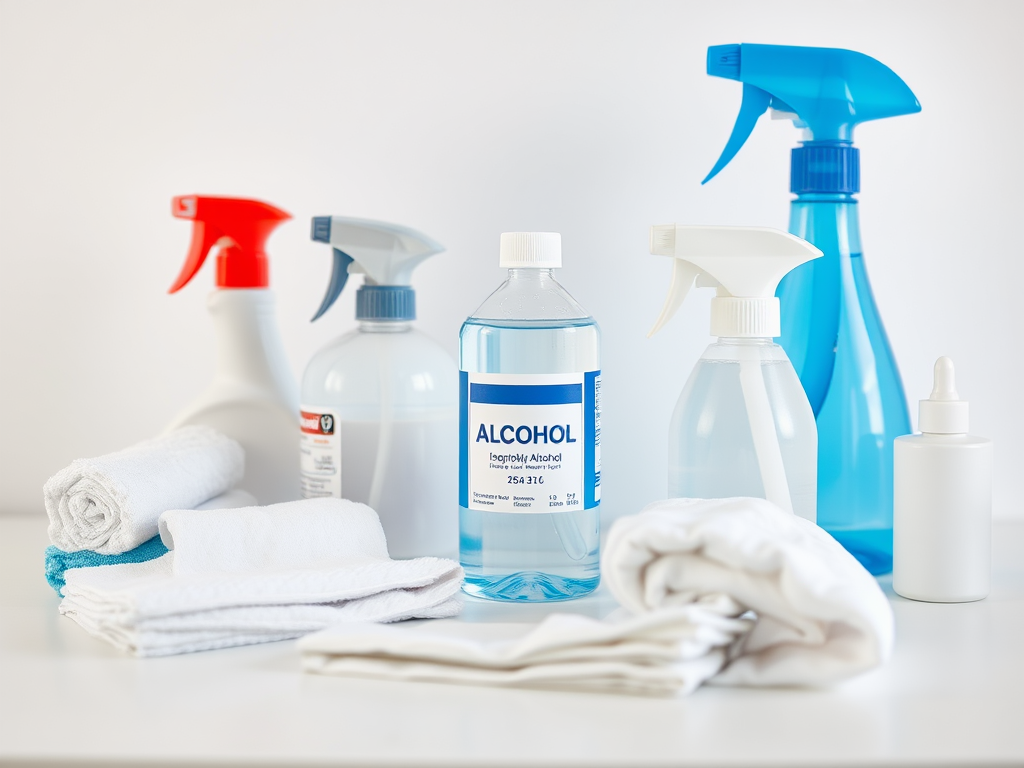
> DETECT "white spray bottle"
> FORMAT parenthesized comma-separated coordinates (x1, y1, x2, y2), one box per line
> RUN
(648, 225, 822, 521)
(302, 217, 458, 558)
(166, 196, 300, 504)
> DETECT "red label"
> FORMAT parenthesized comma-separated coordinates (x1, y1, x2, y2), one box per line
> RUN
(301, 410, 335, 435)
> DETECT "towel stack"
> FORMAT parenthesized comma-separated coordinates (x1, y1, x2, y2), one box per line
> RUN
(42, 426, 250, 594)
(44, 489, 257, 596)
(300, 497, 894, 695)
(59, 499, 464, 656)
(45, 427, 463, 655)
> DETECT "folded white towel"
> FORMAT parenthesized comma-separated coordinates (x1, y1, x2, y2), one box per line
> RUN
(603, 497, 895, 687)
(299, 497, 891, 696)
(59, 498, 463, 656)
(300, 604, 751, 696)
(44, 426, 245, 555)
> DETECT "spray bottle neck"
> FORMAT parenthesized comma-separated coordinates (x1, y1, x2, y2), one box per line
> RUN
(507, 268, 555, 280)
(359, 320, 412, 333)
(793, 192, 858, 203)
(789, 195, 863, 256)
(704, 335, 790, 365)
(717, 336, 775, 345)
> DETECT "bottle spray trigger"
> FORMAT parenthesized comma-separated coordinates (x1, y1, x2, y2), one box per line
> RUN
(702, 83, 773, 185)
(647, 259, 703, 338)
(311, 249, 355, 322)
(169, 196, 291, 293)
(309, 216, 444, 321)
(702, 43, 921, 186)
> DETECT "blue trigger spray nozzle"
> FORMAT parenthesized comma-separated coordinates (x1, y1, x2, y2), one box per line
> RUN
(702, 43, 921, 189)
(702, 83, 773, 185)
(309, 216, 444, 322)
(310, 217, 355, 321)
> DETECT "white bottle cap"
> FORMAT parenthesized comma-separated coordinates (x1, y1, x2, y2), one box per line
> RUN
(708, 296, 781, 338)
(919, 356, 970, 434)
(499, 232, 561, 268)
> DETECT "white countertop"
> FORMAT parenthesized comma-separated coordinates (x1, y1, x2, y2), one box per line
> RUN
(2, 515, 1023, 767)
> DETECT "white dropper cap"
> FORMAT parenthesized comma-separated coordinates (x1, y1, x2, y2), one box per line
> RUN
(647, 225, 822, 338)
(499, 232, 562, 268)
(919, 356, 970, 434)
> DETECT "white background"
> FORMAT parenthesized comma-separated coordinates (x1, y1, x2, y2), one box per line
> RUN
(1, 0, 1021, 520)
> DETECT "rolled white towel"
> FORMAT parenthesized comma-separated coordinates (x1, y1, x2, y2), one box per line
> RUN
(603, 497, 895, 688)
(44, 426, 245, 555)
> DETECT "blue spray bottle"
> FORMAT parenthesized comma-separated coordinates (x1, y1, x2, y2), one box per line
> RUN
(703, 44, 921, 574)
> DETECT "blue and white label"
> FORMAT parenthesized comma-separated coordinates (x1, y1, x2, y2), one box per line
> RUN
(460, 371, 601, 514)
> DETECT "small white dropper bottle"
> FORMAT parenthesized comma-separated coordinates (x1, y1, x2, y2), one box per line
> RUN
(893, 357, 993, 602)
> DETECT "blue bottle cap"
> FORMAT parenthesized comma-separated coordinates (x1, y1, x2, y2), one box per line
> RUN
(356, 285, 416, 321)
(791, 143, 860, 195)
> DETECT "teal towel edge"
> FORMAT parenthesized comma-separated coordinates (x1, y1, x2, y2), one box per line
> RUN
(45, 536, 169, 596)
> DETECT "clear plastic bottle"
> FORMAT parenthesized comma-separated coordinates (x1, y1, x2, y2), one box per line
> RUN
(669, 337, 817, 520)
(647, 225, 821, 521)
(301, 321, 458, 558)
(459, 233, 601, 601)
(301, 217, 457, 559)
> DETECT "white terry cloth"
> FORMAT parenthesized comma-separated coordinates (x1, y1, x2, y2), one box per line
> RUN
(44, 426, 245, 555)
(603, 497, 895, 688)
(300, 605, 751, 696)
(58, 498, 463, 657)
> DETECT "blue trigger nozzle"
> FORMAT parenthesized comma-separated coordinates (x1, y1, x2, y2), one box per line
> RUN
(702, 44, 920, 187)
(702, 83, 772, 185)
(311, 247, 354, 322)
(311, 216, 331, 243)
(707, 44, 741, 80)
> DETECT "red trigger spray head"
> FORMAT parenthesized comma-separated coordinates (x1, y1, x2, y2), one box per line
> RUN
(169, 196, 291, 293)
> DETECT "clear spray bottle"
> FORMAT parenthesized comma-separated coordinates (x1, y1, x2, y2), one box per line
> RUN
(302, 217, 458, 559)
(648, 225, 822, 521)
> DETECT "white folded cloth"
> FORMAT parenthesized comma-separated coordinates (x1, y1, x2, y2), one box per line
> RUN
(300, 605, 750, 696)
(44, 426, 245, 555)
(59, 498, 463, 656)
(300, 497, 893, 696)
(603, 497, 895, 688)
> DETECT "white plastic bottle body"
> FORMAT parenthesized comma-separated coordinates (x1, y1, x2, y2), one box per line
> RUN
(301, 322, 458, 559)
(166, 289, 300, 504)
(893, 435, 992, 602)
(669, 337, 817, 521)
(459, 268, 601, 602)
